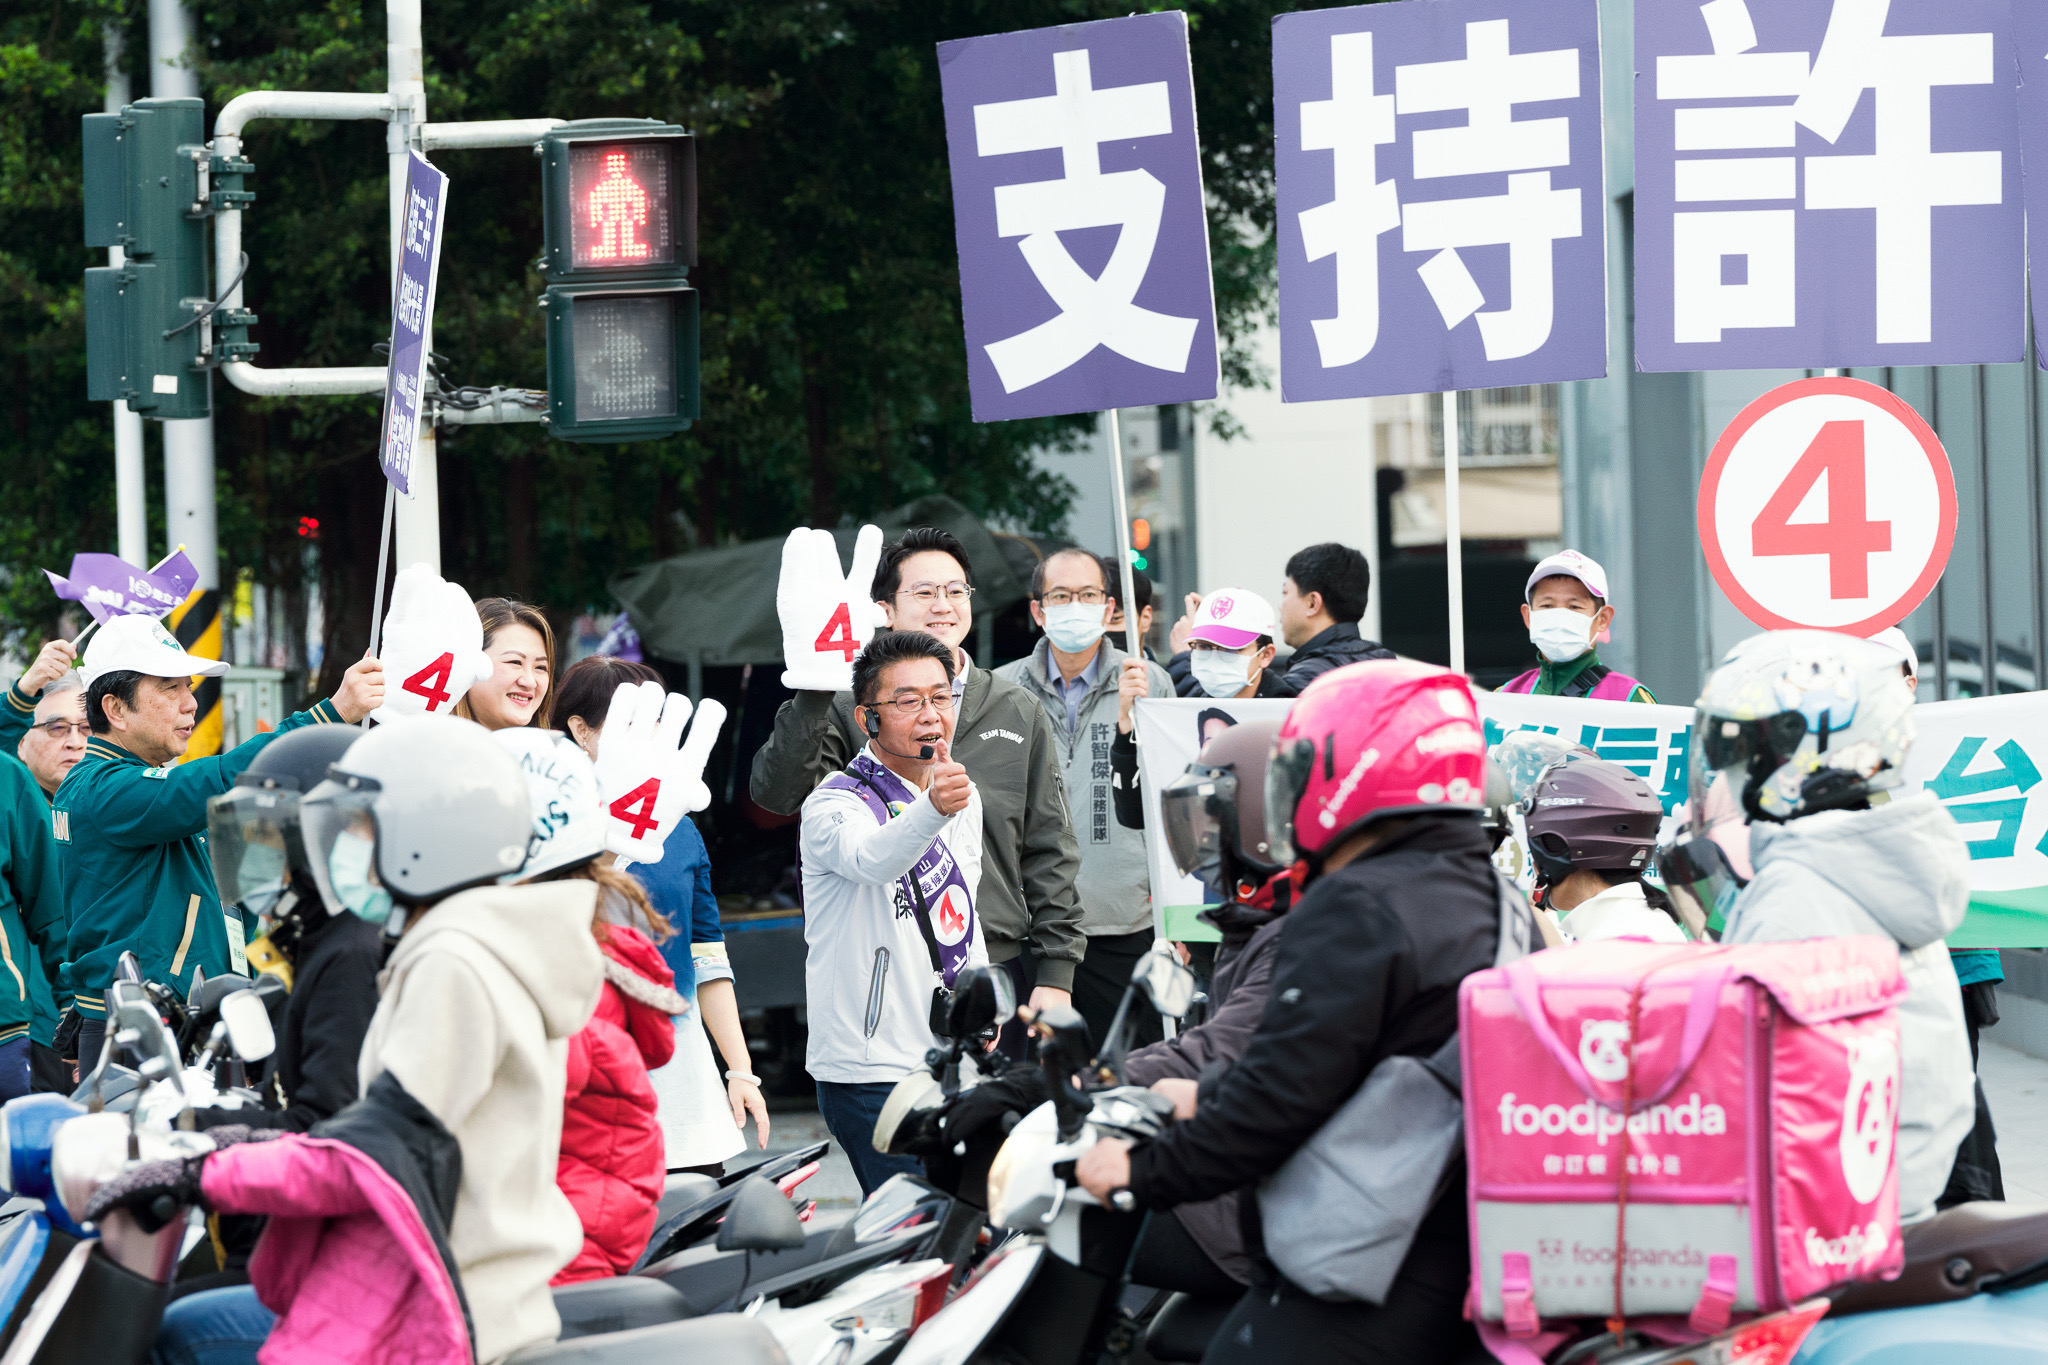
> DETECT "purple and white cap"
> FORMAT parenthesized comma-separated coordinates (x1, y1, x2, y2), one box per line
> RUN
(1525, 549, 1609, 603)
(1186, 588, 1277, 651)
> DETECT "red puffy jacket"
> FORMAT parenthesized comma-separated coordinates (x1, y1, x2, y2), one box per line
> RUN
(551, 925, 686, 1283)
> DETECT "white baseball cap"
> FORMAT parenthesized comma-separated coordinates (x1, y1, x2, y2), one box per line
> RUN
(1870, 626, 1919, 682)
(81, 613, 231, 687)
(1526, 549, 1610, 603)
(495, 729, 608, 880)
(1187, 588, 1278, 651)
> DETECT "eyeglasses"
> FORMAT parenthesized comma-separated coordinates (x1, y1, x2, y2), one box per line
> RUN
(33, 720, 89, 741)
(869, 692, 957, 717)
(896, 582, 974, 607)
(1041, 588, 1107, 607)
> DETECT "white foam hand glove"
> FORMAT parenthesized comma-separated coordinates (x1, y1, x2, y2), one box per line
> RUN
(371, 564, 493, 724)
(595, 680, 728, 863)
(777, 525, 890, 692)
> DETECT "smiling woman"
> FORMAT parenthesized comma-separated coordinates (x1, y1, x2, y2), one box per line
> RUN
(456, 598, 556, 731)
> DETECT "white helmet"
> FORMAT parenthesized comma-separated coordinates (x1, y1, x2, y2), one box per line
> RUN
(1693, 629, 1915, 824)
(300, 715, 530, 924)
(495, 729, 606, 879)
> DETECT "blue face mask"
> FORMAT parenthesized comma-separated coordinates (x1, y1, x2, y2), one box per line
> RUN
(329, 828, 395, 926)
(1042, 602, 1108, 655)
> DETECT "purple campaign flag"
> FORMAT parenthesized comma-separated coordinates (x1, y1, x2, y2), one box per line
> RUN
(379, 153, 449, 493)
(1274, 0, 1608, 402)
(45, 550, 198, 623)
(2017, 4, 2048, 369)
(1634, 0, 2022, 373)
(939, 11, 1218, 423)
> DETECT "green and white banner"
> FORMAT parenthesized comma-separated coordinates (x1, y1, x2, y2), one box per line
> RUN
(1134, 690, 2048, 947)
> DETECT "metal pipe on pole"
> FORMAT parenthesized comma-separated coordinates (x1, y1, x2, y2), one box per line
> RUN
(1105, 409, 1143, 663)
(387, 0, 441, 574)
(1443, 390, 1464, 677)
(105, 24, 147, 566)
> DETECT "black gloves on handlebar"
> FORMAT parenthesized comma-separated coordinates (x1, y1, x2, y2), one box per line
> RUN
(909, 1068, 1054, 1210)
(82, 1125, 281, 1233)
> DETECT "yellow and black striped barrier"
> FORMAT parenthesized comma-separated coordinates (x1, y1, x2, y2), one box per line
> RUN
(169, 587, 222, 761)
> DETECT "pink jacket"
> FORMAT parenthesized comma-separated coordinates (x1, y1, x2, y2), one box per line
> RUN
(202, 1135, 470, 1365)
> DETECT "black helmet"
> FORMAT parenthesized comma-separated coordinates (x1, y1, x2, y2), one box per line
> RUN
(1522, 757, 1663, 888)
(208, 725, 365, 926)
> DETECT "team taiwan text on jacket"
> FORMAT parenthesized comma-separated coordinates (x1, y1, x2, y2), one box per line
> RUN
(1272, 623, 1396, 696)
(1725, 791, 1974, 1223)
(555, 924, 687, 1283)
(1122, 898, 1287, 1284)
(0, 755, 63, 1048)
(53, 701, 345, 1018)
(1126, 818, 1501, 1250)
(359, 879, 604, 1364)
(995, 638, 1172, 937)
(799, 762, 987, 1083)
(751, 658, 1084, 988)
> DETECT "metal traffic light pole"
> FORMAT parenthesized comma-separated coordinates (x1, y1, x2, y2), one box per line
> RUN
(102, 25, 146, 566)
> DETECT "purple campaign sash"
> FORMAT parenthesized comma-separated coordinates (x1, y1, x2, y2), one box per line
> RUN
(821, 751, 977, 986)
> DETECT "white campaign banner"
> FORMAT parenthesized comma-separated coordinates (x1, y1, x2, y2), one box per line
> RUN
(1134, 689, 2048, 947)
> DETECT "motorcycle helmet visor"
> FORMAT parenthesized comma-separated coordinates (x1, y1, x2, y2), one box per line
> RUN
(1160, 763, 1238, 901)
(298, 777, 396, 925)
(1264, 736, 1316, 868)
(206, 787, 300, 921)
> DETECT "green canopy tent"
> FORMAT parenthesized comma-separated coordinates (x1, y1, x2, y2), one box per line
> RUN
(609, 495, 1042, 690)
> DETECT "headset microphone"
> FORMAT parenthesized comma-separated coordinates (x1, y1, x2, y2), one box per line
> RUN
(861, 706, 935, 762)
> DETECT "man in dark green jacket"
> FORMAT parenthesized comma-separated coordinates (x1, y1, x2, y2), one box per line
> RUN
(0, 750, 67, 1099)
(55, 614, 382, 1066)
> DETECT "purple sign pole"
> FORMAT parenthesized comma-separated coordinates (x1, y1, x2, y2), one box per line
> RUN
(1634, 0, 2022, 373)
(939, 12, 1218, 660)
(2018, 5, 2048, 370)
(1273, 0, 1606, 672)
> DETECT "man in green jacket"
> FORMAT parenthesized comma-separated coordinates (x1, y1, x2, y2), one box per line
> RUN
(0, 746, 67, 1099)
(751, 527, 1086, 1021)
(14, 672, 87, 1088)
(55, 614, 382, 1066)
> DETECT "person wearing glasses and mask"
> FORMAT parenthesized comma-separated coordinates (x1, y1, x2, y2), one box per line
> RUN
(753, 527, 1085, 1036)
(799, 631, 987, 1194)
(13, 672, 87, 1089)
(997, 549, 1173, 1049)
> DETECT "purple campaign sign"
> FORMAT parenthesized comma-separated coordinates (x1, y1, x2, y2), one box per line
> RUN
(1634, 0, 2022, 373)
(939, 12, 1218, 423)
(45, 550, 197, 622)
(379, 153, 449, 493)
(1274, 0, 1608, 402)
(2018, 4, 2048, 370)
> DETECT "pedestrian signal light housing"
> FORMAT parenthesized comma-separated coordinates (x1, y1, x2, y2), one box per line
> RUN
(539, 120, 700, 443)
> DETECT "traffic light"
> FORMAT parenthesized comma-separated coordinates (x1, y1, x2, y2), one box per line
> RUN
(537, 120, 699, 443)
(81, 97, 216, 421)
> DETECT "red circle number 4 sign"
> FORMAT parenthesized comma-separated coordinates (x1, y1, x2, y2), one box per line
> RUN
(1698, 377, 1957, 636)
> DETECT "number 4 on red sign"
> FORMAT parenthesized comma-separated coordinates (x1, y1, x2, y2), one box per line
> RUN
(814, 602, 860, 661)
(403, 652, 455, 711)
(610, 778, 662, 841)
(1751, 420, 1892, 600)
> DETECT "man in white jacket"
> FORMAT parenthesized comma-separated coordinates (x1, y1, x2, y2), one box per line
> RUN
(802, 630, 987, 1194)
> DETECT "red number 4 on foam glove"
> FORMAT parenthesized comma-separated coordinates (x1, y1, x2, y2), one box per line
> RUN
(594, 680, 727, 863)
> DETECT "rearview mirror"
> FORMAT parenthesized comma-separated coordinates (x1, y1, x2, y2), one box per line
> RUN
(220, 991, 275, 1063)
(945, 966, 1015, 1039)
(1131, 946, 1196, 1020)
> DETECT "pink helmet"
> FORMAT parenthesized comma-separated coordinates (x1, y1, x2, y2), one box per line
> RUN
(1266, 660, 1487, 865)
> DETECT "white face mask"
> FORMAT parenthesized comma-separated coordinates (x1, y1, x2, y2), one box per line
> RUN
(1529, 608, 1595, 664)
(1190, 649, 1253, 698)
(1042, 601, 1107, 655)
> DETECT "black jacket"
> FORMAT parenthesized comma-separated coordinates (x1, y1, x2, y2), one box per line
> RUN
(196, 908, 384, 1134)
(1127, 816, 1500, 1213)
(1273, 623, 1395, 696)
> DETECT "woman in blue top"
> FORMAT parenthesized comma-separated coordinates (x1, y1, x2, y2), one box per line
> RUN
(556, 656, 769, 1170)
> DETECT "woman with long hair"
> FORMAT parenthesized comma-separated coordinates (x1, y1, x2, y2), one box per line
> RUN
(457, 597, 555, 730)
(553, 654, 768, 1172)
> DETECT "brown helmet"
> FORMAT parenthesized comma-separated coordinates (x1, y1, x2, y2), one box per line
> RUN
(1160, 718, 1283, 902)
(1523, 756, 1663, 887)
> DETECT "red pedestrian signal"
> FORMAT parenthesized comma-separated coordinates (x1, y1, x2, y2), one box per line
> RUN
(567, 141, 679, 269)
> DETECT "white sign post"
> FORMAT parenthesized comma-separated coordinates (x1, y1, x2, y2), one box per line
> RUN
(1698, 376, 1957, 635)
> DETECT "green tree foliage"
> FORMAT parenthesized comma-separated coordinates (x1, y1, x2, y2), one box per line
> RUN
(1, 0, 1305, 689)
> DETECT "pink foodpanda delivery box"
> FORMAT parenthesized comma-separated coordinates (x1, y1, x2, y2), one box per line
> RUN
(1461, 937, 1906, 1337)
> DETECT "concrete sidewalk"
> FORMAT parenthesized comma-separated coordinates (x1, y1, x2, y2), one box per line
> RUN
(1979, 1036, 2048, 1203)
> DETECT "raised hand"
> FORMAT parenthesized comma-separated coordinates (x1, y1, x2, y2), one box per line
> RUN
(929, 738, 973, 817)
(370, 564, 493, 724)
(777, 525, 891, 692)
(595, 680, 729, 863)
(18, 638, 77, 697)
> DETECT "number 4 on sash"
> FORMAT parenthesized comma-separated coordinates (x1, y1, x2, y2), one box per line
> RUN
(814, 602, 860, 662)
(610, 778, 662, 840)
(402, 652, 456, 711)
